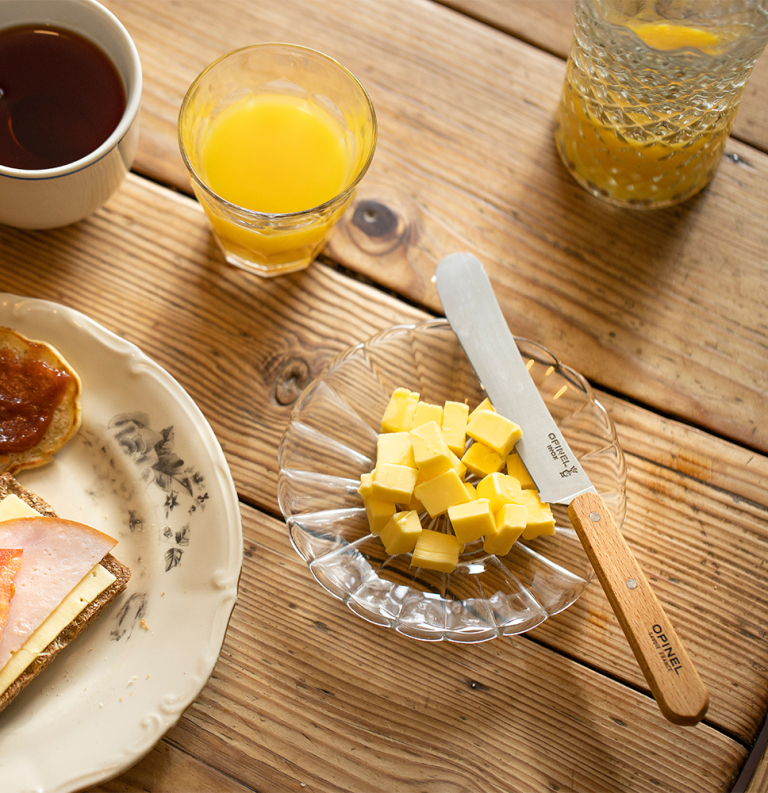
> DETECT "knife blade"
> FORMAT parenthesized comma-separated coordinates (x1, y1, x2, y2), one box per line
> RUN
(436, 252, 709, 726)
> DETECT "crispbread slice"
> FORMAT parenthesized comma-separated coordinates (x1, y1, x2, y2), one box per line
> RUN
(0, 327, 83, 475)
(0, 474, 130, 714)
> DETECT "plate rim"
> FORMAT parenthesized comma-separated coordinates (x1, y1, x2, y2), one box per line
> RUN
(0, 292, 243, 792)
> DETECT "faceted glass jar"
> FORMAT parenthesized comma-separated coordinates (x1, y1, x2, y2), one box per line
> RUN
(555, 0, 768, 208)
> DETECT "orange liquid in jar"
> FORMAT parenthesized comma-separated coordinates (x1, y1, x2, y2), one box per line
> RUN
(555, 21, 742, 207)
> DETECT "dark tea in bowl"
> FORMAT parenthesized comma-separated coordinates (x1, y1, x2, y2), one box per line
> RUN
(0, 0, 141, 229)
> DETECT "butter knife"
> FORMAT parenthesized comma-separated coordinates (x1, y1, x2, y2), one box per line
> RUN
(435, 251, 709, 726)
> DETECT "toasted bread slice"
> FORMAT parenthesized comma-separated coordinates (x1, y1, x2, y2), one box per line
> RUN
(0, 327, 82, 475)
(0, 473, 130, 714)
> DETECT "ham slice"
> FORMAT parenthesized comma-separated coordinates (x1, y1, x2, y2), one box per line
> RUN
(0, 549, 23, 643)
(0, 517, 117, 667)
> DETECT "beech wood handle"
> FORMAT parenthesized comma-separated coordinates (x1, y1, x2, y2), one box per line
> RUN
(568, 491, 709, 726)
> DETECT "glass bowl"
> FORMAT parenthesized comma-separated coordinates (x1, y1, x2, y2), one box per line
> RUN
(277, 319, 626, 643)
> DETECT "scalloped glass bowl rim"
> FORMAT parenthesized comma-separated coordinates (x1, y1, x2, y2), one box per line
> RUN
(277, 318, 627, 643)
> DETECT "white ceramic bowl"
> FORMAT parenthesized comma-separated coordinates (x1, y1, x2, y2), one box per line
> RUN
(0, 0, 142, 229)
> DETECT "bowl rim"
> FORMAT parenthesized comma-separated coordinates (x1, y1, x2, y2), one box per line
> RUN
(276, 318, 627, 642)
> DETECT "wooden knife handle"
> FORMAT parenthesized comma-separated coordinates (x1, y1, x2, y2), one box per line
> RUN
(568, 491, 709, 726)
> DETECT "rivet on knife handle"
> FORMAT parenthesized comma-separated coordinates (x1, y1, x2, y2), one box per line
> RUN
(568, 492, 709, 726)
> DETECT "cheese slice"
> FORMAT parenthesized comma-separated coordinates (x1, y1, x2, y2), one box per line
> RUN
(0, 562, 115, 695)
(0, 495, 116, 696)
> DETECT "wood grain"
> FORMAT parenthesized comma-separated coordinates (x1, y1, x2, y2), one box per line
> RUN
(1, 175, 767, 753)
(91, 739, 254, 792)
(746, 745, 768, 793)
(101, 0, 768, 456)
(533, 391, 768, 742)
(94, 505, 747, 793)
(441, 0, 768, 152)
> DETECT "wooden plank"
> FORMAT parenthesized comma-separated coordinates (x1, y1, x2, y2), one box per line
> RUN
(101, 0, 768, 455)
(441, 0, 768, 152)
(1, 175, 767, 746)
(89, 505, 746, 793)
(532, 391, 768, 743)
(745, 744, 768, 793)
(89, 739, 254, 792)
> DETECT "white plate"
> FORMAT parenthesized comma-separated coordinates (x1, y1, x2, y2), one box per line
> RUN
(0, 294, 242, 793)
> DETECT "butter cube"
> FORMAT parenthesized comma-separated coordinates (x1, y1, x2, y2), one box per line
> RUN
(371, 463, 418, 502)
(380, 510, 423, 555)
(411, 529, 461, 573)
(410, 420, 453, 480)
(364, 498, 397, 535)
(405, 491, 425, 513)
(521, 506, 556, 540)
(464, 481, 478, 500)
(506, 452, 536, 489)
(441, 401, 469, 455)
(466, 410, 522, 458)
(381, 388, 419, 433)
(414, 468, 471, 517)
(484, 502, 527, 555)
(469, 397, 495, 421)
(476, 472, 523, 513)
(461, 441, 505, 478)
(448, 498, 496, 546)
(519, 490, 556, 540)
(519, 489, 547, 509)
(377, 432, 415, 468)
(411, 401, 443, 429)
(358, 471, 374, 499)
(449, 449, 467, 480)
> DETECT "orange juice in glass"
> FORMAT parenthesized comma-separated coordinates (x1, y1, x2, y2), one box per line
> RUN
(179, 44, 376, 276)
(555, 1, 768, 209)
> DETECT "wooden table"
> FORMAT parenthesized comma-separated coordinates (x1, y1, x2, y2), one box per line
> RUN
(2, 1, 768, 790)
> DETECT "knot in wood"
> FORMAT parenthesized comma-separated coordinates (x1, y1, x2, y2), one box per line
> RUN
(344, 196, 411, 256)
(274, 357, 310, 406)
(352, 200, 398, 238)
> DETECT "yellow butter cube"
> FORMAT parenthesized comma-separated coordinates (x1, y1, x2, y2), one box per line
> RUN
(411, 401, 444, 429)
(410, 420, 453, 480)
(466, 410, 523, 458)
(519, 489, 547, 509)
(506, 452, 536, 489)
(469, 397, 495, 421)
(521, 506, 556, 540)
(484, 502, 527, 555)
(358, 471, 374, 499)
(405, 491, 425, 513)
(448, 449, 466, 480)
(377, 432, 415, 468)
(411, 529, 461, 573)
(476, 472, 523, 513)
(448, 498, 496, 546)
(371, 463, 418, 502)
(380, 510, 423, 555)
(414, 468, 471, 517)
(441, 401, 469, 455)
(461, 441, 505, 477)
(464, 481, 478, 500)
(518, 490, 556, 540)
(364, 498, 397, 535)
(381, 388, 419, 433)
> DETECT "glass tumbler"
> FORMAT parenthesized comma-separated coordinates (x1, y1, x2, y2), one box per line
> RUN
(179, 43, 377, 277)
(555, 0, 768, 209)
